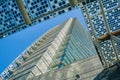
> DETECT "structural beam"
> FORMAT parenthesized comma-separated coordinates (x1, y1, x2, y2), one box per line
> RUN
(98, 30, 120, 41)
(15, 0, 32, 24)
(68, 0, 78, 7)
(111, 30, 120, 36)
(98, 33, 110, 41)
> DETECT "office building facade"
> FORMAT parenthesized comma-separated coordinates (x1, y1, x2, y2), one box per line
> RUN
(0, 0, 77, 38)
(77, 0, 120, 67)
(1, 18, 103, 80)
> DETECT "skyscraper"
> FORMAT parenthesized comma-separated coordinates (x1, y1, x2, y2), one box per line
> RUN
(0, 0, 77, 38)
(70, 0, 120, 68)
(1, 18, 103, 80)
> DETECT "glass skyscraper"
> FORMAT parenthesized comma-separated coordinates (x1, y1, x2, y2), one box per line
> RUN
(1, 18, 103, 80)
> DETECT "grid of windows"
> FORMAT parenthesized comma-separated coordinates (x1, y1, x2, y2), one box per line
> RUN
(0, 0, 75, 38)
(80, 0, 120, 67)
(86, 0, 100, 16)
(113, 35, 120, 57)
(8, 0, 25, 25)
(80, 0, 120, 37)
(49, 0, 69, 10)
(91, 15, 107, 37)
(80, 5, 96, 39)
(100, 40, 116, 65)
(0, 0, 24, 33)
(23, 0, 51, 19)
(102, 0, 119, 10)
(106, 8, 120, 31)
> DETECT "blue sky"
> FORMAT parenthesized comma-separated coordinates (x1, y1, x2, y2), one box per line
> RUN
(0, 8, 86, 73)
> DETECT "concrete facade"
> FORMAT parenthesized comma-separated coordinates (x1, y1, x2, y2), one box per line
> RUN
(29, 55, 103, 80)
